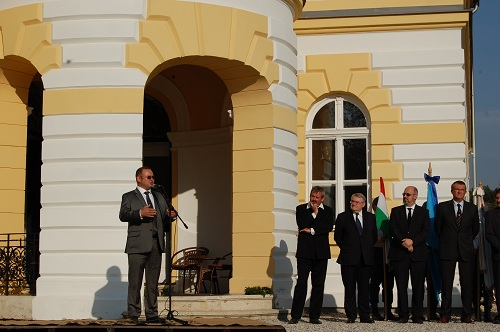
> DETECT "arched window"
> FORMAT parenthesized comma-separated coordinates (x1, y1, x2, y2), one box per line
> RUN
(306, 96, 370, 215)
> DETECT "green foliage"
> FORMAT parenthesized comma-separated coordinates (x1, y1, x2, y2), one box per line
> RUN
(244, 286, 273, 297)
(482, 185, 500, 209)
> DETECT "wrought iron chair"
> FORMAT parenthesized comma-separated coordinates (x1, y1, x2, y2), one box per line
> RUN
(171, 246, 209, 293)
(202, 252, 232, 294)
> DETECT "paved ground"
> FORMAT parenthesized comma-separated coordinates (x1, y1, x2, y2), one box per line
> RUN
(257, 311, 500, 332)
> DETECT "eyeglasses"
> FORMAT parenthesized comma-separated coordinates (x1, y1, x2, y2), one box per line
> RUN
(402, 193, 413, 197)
(350, 200, 364, 205)
(144, 175, 154, 180)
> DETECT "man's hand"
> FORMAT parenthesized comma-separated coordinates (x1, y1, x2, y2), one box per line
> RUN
(311, 202, 319, 215)
(140, 205, 156, 218)
(167, 209, 177, 218)
(402, 238, 413, 249)
(299, 228, 311, 234)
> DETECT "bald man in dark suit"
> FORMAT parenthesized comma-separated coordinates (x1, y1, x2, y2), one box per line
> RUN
(435, 180, 479, 323)
(389, 186, 430, 324)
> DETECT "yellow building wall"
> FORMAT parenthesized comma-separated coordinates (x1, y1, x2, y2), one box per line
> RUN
(125, 0, 286, 293)
(0, 4, 61, 234)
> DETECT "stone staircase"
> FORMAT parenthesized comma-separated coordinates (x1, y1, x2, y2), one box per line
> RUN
(157, 294, 279, 318)
(0, 295, 280, 320)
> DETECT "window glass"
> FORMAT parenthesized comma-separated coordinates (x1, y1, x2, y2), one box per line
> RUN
(312, 102, 335, 129)
(344, 139, 367, 180)
(312, 140, 335, 180)
(343, 101, 366, 128)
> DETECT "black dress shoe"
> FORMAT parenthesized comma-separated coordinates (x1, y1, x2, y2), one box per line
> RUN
(346, 318, 356, 323)
(372, 312, 384, 321)
(412, 317, 424, 324)
(397, 318, 408, 323)
(460, 315, 473, 324)
(146, 317, 166, 324)
(387, 313, 399, 321)
(439, 316, 449, 323)
(309, 319, 322, 324)
(129, 316, 139, 324)
(428, 314, 440, 321)
(360, 317, 374, 323)
(288, 318, 299, 324)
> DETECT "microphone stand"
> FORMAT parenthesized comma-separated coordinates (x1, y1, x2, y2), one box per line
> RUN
(153, 185, 188, 325)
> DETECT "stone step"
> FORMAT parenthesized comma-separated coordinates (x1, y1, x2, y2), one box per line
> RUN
(157, 294, 277, 317)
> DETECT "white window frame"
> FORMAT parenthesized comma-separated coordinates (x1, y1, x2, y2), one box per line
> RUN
(305, 96, 371, 214)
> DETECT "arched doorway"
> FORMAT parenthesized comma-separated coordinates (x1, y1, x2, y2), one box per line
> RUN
(145, 63, 233, 293)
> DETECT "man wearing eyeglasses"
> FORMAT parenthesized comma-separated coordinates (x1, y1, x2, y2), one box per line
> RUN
(334, 193, 378, 323)
(388, 186, 430, 324)
(435, 180, 479, 323)
(119, 166, 177, 324)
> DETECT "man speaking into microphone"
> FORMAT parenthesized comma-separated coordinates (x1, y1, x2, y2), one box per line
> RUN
(119, 166, 177, 324)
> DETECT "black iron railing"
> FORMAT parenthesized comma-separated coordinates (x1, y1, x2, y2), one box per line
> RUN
(0, 233, 39, 295)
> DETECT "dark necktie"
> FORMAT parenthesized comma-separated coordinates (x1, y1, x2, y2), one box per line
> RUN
(456, 203, 462, 227)
(144, 191, 153, 207)
(145, 191, 158, 237)
(355, 213, 363, 235)
(407, 208, 412, 222)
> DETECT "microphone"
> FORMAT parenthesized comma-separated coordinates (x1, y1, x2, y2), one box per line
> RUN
(152, 184, 164, 190)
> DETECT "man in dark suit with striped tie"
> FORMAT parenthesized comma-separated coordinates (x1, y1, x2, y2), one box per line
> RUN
(435, 180, 479, 323)
(334, 193, 378, 323)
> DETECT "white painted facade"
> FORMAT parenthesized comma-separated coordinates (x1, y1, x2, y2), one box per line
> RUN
(3, 0, 301, 320)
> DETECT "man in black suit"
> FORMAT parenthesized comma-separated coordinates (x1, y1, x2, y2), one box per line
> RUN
(435, 180, 479, 323)
(289, 186, 334, 325)
(388, 186, 430, 324)
(334, 193, 378, 323)
(119, 166, 177, 324)
(485, 188, 500, 324)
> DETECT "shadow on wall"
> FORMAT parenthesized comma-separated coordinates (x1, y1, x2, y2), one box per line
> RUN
(92, 266, 128, 319)
(268, 240, 293, 310)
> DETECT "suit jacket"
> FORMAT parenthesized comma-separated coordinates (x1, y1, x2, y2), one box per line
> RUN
(119, 188, 168, 254)
(295, 203, 334, 260)
(435, 200, 479, 261)
(485, 207, 500, 262)
(388, 205, 430, 262)
(334, 210, 377, 266)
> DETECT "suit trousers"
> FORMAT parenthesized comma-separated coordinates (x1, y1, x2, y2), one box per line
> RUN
(370, 247, 394, 310)
(127, 238, 162, 319)
(291, 257, 328, 320)
(393, 256, 426, 319)
(341, 262, 371, 319)
(440, 259, 474, 317)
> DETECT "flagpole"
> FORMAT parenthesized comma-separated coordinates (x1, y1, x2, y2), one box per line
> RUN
(382, 239, 388, 320)
(426, 163, 431, 321)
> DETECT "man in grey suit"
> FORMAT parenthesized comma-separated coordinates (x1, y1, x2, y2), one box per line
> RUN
(435, 180, 479, 323)
(119, 166, 176, 324)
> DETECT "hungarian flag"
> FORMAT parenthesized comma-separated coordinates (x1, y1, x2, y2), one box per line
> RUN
(375, 177, 390, 237)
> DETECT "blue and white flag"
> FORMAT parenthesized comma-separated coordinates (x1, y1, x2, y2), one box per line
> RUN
(424, 173, 441, 302)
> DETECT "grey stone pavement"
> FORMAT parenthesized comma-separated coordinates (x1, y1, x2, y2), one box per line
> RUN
(257, 311, 500, 332)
